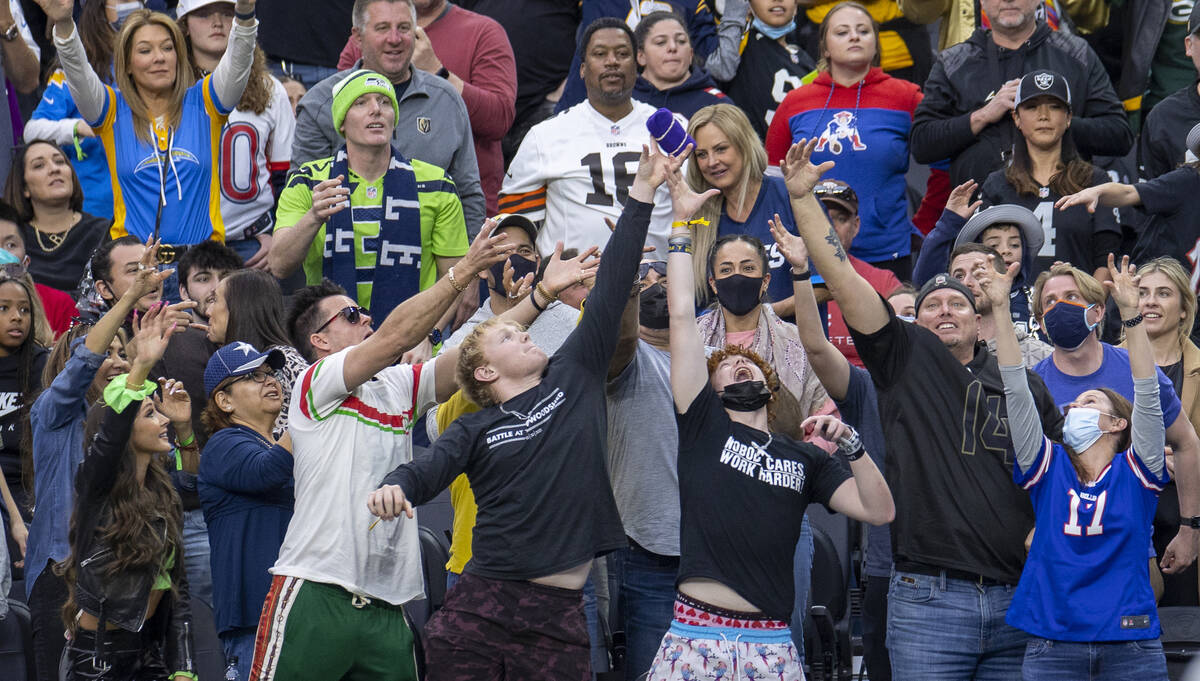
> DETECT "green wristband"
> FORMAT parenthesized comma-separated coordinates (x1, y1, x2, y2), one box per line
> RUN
(102, 374, 157, 413)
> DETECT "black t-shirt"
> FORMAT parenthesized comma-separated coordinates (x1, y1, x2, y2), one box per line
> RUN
(848, 303, 1062, 584)
(676, 384, 849, 620)
(458, 0, 579, 120)
(721, 30, 816, 140)
(1132, 167, 1200, 341)
(382, 199, 653, 581)
(152, 326, 217, 512)
(1139, 81, 1200, 181)
(0, 347, 47, 504)
(20, 213, 110, 296)
(1163, 359, 1185, 399)
(257, 0, 354, 67)
(981, 167, 1120, 278)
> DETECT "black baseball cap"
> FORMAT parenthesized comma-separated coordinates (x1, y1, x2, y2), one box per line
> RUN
(1016, 70, 1072, 111)
(490, 213, 538, 245)
(1190, 4, 1200, 35)
(915, 273, 977, 314)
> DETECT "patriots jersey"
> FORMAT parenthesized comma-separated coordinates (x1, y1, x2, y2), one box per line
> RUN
(1007, 438, 1167, 642)
(92, 76, 230, 245)
(498, 100, 677, 258)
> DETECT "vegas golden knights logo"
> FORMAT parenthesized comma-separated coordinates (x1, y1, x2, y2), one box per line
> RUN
(417, 117, 431, 134)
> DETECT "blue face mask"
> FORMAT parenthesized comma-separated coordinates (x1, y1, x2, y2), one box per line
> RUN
(752, 15, 795, 40)
(1063, 407, 1106, 452)
(111, 1, 142, 30)
(1041, 300, 1097, 350)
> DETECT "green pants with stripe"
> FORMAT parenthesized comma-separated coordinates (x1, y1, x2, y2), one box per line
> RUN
(251, 575, 418, 681)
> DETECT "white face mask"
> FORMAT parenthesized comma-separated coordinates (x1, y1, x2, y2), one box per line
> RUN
(111, 1, 143, 29)
(1063, 407, 1106, 452)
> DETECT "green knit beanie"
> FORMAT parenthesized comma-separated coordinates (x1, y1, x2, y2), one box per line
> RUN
(331, 69, 400, 137)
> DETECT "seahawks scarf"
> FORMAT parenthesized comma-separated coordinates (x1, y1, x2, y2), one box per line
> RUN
(324, 144, 421, 324)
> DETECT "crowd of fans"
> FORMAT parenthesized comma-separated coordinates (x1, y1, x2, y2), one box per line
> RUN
(2, 0, 1200, 680)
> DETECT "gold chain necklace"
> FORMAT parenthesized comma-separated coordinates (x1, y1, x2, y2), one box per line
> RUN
(30, 212, 79, 253)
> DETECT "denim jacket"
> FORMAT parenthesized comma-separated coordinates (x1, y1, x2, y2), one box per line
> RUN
(26, 339, 103, 597)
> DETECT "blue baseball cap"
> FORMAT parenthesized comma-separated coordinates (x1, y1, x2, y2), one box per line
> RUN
(204, 342, 285, 397)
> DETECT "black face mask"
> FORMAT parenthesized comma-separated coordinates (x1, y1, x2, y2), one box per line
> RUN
(639, 283, 669, 329)
(719, 380, 771, 412)
(489, 254, 539, 293)
(713, 274, 763, 316)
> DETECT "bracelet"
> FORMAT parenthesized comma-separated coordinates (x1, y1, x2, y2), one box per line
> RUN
(535, 282, 558, 303)
(177, 432, 195, 448)
(530, 289, 547, 312)
(670, 218, 711, 230)
(792, 268, 811, 281)
(234, 7, 256, 20)
(1121, 313, 1144, 328)
(446, 266, 469, 293)
(668, 241, 693, 255)
(72, 122, 86, 161)
(436, 66, 450, 79)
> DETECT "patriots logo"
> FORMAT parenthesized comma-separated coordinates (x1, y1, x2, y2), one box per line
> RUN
(814, 111, 866, 155)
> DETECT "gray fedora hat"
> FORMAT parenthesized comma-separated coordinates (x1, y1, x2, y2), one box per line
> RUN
(954, 204, 1044, 256)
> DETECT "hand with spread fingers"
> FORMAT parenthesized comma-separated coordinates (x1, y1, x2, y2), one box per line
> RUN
(780, 138, 837, 199)
(946, 180, 982, 219)
(455, 217, 518, 281)
(1103, 253, 1140, 317)
(975, 258, 1020, 313)
(541, 241, 601, 297)
(768, 213, 809, 270)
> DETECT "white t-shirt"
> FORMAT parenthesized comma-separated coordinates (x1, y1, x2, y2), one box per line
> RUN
(499, 99, 676, 259)
(219, 76, 296, 241)
(271, 347, 436, 604)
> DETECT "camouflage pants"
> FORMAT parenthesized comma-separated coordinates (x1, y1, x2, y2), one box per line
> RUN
(423, 571, 590, 681)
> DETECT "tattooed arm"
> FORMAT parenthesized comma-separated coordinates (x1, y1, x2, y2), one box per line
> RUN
(781, 139, 891, 335)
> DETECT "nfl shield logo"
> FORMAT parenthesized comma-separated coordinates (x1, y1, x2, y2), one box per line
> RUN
(366, 186, 378, 199)
(1034, 73, 1054, 90)
(417, 117, 432, 134)
(611, 124, 621, 135)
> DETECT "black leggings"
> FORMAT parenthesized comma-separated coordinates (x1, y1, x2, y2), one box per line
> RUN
(65, 627, 169, 681)
(29, 568, 69, 681)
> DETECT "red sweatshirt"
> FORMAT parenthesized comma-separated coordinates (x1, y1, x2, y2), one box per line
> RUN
(339, 5, 516, 214)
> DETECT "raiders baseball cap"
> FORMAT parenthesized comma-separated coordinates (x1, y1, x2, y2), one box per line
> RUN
(915, 273, 977, 314)
(1016, 69, 1072, 111)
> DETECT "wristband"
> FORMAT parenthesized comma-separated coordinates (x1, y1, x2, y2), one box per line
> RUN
(436, 66, 450, 79)
(535, 282, 558, 303)
(1185, 516, 1200, 529)
(234, 7, 255, 20)
(835, 426, 864, 461)
(103, 375, 157, 414)
(446, 266, 469, 292)
(1121, 313, 1144, 328)
(72, 123, 86, 161)
(170, 672, 199, 681)
(177, 432, 195, 448)
(530, 289, 547, 312)
(671, 218, 711, 230)
(668, 241, 693, 255)
(792, 268, 811, 281)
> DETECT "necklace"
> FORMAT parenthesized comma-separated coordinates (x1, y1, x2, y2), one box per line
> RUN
(239, 423, 275, 449)
(30, 212, 80, 253)
(753, 431, 773, 456)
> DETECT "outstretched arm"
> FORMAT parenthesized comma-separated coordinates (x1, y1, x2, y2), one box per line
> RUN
(1056, 182, 1142, 213)
(978, 256, 1044, 472)
(781, 140, 889, 335)
(665, 156, 722, 412)
(210, 0, 259, 111)
(806, 415, 894, 525)
(769, 213, 850, 400)
(40, 0, 106, 124)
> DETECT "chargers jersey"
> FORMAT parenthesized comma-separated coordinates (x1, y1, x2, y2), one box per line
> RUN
(1007, 437, 1167, 642)
(91, 75, 231, 245)
(499, 100, 677, 258)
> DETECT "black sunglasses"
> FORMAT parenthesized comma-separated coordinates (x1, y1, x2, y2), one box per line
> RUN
(638, 261, 667, 279)
(315, 305, 369, 333)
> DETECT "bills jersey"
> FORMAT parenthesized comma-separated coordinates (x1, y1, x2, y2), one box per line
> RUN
(499, 100, 677, 258)
(218, 76, 295, 241)
(1007, 438, 1167, 641)
(91, 76, 230, 245)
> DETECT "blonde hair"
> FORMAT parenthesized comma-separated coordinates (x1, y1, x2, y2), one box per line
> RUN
(1032, 262, 1107, 320)
(685, 104, 768, 299)
(1135, 257, 1197, 350)
(114, 10, 196, 146)
(455, 317, 526, 407)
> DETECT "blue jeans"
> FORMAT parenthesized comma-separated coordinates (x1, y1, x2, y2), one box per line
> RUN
(225, 236, 261, 264)
(182, 509, 212, 608)
(1021, 638, 1167, 681)
(790, 514, 813, 668)
(608, 544, 678, 681)
(267, 60, 339, 89)
(583, 576, 606, 673)
(220, 627, 257, 680)
(887, 571, 1027, 680)
(446, 570, 459, 593)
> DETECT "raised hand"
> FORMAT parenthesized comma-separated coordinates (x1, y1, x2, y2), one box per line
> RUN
(309, 175, 351, 223)
(632, 140, 673, 194)
(780, 138, 836, 199)
(152, 378, 191, 425)
(1055, 186, 1102, 213)
(501, 259, 534, 302)
(456, 218, 516, 279)
(801, 414, 852, 444)
(665, 163, 720, 222)
(123, 239, 172, 304)
(367, 484, 414, 522)
(31, 0, 72, 25)
(975, 258, 1020, 311)
(542, 241, 601, 296)
(946, 180, 982, 219)
(128, 302, 177, 371)
(768, 213, 808, 269)
(1103, 253, 1141, 315)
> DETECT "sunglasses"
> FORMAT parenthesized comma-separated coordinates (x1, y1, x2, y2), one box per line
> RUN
(638, 262, 667, 279)
(315, 305, 369, 333)
(812, 184, 856, 204)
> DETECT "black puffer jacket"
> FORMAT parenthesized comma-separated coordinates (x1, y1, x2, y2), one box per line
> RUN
(71, 395, 193, 673)
(911, 21, 1132, 186)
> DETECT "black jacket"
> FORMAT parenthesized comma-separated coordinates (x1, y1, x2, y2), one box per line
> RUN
(632, 68, 732, 119)
(911, 21, 1132, 186)
(71, 395, 194, 673)
(1139, 80, 1200, 180)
